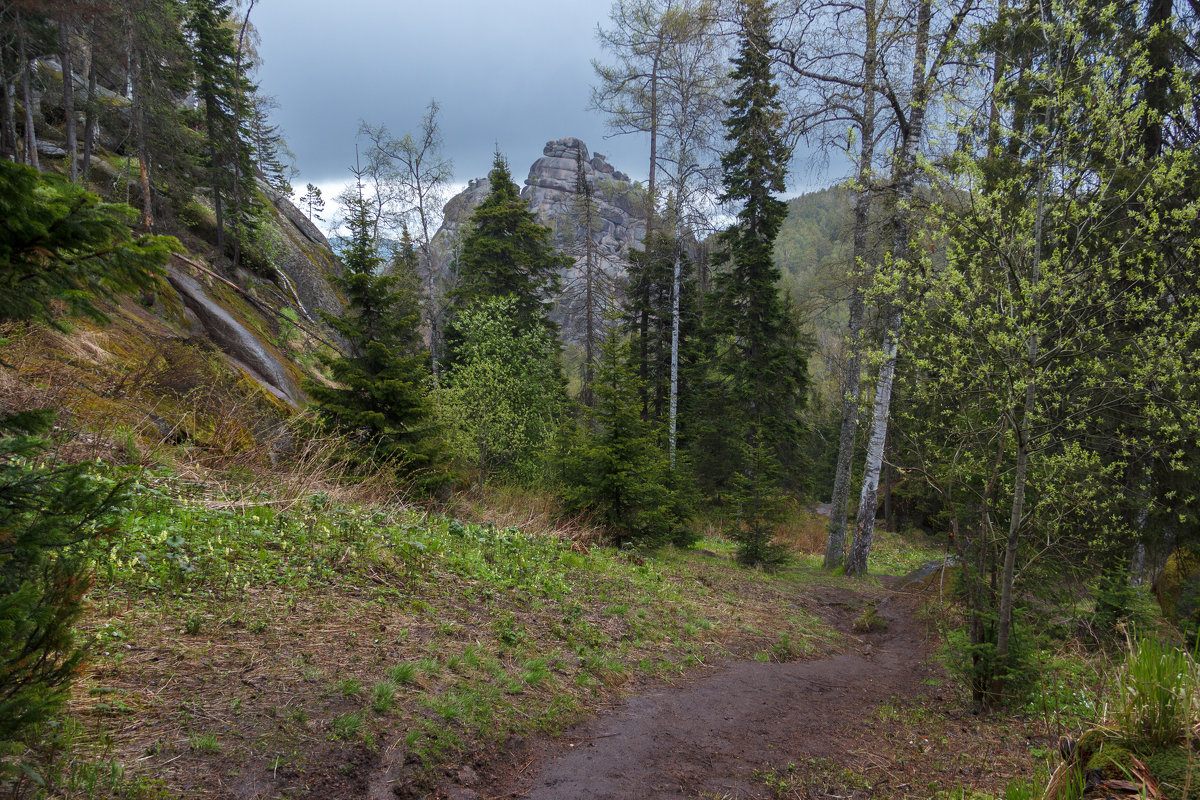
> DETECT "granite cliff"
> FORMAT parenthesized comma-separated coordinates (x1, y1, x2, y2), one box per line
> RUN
(429, 137, 646, 342)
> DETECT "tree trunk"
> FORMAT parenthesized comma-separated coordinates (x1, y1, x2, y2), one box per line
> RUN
(210, 99, 224, 253)
(995, 400, 1031, 667)
(883, 460, 895, 532)
(845, 0, 932, 578)
(1, 78, 18, 161)
(995, 95, 1051, 683)
(81, 35, 98, 184)
(230, 0, 255, 269)
(668, 237, 681, 467)
(1142, 0, 1171, 158)
(59, 19, 77, 182)
(18, 12, 37, 169)
(824, 0, 878, 570)
(130, 47, 153, 230)
(845, 310, 899, 576)
(645, 49, 660, 245)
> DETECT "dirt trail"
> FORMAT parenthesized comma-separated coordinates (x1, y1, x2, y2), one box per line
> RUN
(474, 582, 940, 800)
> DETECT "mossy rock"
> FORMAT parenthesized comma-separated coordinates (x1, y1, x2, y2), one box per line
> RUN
(1144, 747, 1194, 800)
(1084, 741, 1136, 781)
(1155, 549, 1200, 620)
(1075, 728, 1118, 766)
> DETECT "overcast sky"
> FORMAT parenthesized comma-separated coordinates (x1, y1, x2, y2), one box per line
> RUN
(251, 0, 843, 228)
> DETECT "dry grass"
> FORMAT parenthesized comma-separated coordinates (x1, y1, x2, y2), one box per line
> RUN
(774, 504, 830, 555)
(446, 481, 608, 547)
(0, 312, 421, 516)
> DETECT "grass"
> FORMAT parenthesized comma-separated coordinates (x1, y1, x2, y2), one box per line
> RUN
(1114, 636, 1198, 749)
(42, 475, 846, 797)
(187, 733, 220, 754)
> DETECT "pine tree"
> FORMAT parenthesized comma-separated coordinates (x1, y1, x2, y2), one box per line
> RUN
(299, 183, 325, 222)
(708, 0, 808, 564)
(446, 152, 567, 357)
(305, 177, 443, 486)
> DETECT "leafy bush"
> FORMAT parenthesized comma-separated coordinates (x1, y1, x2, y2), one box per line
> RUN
(436, 297, 566, 485)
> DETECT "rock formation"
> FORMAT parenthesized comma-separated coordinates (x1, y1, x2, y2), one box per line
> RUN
(428, 138, 646, 344)
(262, 183, 344, 323)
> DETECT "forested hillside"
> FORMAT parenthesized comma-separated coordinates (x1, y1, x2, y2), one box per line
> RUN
(2, 0, 1200, 797)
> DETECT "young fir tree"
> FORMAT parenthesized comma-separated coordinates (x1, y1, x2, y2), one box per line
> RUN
(0, 166, 171, 758)
(561, 328, 693, 546)
(0, 412, 129, 756)
(708, 0, 807, 564)
(445, 153, 567, 361)
(306, 179, 443, 487)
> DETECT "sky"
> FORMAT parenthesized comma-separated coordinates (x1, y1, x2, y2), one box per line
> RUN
(250, 0, 844, 231)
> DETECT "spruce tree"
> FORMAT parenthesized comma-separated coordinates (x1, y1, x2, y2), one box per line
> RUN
(562, 329, 692, 546)
(446, 153, 567, 360)
(0, 166, 170, 760)
(184, 0, 258, 259)
(624, 229, 700, 426)
(708, 0, 808, 563)
(306, 178, 443, 486)
(0, 412, 129, 756)
(0, 161, 175, 327)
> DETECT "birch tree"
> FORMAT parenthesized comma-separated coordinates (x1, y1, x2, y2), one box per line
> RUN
(842, 0, 976, 576)
(899, 0, 1200, 703)
(359, 101, 454, 381)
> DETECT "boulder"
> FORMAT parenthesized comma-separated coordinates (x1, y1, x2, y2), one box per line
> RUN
(1154, 549, 1200, 621)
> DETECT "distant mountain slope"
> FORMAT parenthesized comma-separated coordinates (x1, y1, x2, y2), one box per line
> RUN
(775, 186, 853, 305)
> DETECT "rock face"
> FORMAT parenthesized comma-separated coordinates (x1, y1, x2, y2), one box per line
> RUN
(429, 137, 646, 343)
(522, 137, 645, 258)
(166, 267, 304, 408)
(262, 183, 344, 323)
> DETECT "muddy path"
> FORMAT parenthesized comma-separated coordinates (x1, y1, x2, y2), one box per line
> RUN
(470, 581, 942, 800)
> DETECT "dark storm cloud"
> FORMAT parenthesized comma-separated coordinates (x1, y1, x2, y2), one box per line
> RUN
(251, 0, 652, 191)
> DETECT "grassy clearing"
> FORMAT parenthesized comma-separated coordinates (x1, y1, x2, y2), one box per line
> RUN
(30, 475, 844, 797)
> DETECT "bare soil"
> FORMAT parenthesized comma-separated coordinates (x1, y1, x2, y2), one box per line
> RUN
(466, 581, 1042, 800)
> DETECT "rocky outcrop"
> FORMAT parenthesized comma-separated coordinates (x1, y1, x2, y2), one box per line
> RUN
(428, 137, 646, 343)
(166, 267, 303, 408)
(522, 137, 645, 258)
(261, 184, 344, 323)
